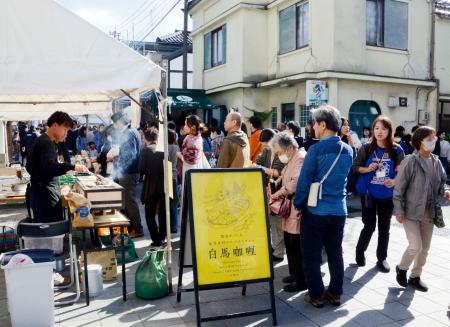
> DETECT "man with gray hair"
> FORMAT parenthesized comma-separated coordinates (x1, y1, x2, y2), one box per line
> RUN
(294, 105, 353, 308)
(217, 112, 250, 168)
(111, 111, 144, 238)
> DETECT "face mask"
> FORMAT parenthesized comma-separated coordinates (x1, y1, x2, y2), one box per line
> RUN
(394, 137, 401, 143)
(422, 139, 437, 152)
(278, 153, 289, 164)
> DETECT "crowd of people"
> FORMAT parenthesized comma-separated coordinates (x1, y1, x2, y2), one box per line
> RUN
(17, 105, 450, 309)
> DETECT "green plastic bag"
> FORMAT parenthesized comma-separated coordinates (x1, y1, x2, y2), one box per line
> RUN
(135, 249, 168, 299)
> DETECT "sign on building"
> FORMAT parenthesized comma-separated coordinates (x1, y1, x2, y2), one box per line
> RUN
(306, 80, 328, 107)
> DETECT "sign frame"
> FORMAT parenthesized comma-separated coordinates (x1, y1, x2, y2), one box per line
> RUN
(176, 168, 277, 326)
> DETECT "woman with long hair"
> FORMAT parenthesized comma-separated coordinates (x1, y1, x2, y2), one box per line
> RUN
(353, 116, 405, 272)
(177, 115, 206, 183)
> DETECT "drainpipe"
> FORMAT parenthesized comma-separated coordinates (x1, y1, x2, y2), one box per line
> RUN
(429, 0, 440, 128)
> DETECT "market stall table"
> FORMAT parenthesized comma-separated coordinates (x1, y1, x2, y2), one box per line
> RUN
(66, 204, 130, 306)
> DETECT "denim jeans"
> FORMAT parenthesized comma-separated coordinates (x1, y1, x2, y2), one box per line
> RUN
(301, 209, 346, 299)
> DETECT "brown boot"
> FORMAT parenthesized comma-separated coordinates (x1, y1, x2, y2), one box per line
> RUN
(324, 290, 341, 306)
(304, 293, 325, 308)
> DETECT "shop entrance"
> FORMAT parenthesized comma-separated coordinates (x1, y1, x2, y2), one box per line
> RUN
(348, 100, 381, 138)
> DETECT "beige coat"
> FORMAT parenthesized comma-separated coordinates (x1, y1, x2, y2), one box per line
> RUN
(272, 149, 306, 234)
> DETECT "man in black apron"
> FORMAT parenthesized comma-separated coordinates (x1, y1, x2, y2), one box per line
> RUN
(26, 111, 88, 223)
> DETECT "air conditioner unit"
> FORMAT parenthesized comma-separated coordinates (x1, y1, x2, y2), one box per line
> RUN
(418, 110, 429, 124)
(388, 96, 398, 108)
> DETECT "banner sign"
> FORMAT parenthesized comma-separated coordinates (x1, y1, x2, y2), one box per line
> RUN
(190, 170, 271, 286)
(306, 80, 328, 107)
(176, 168, 277, 326)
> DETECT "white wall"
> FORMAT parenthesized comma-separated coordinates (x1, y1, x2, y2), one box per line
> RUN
(436, 17, 450, 95)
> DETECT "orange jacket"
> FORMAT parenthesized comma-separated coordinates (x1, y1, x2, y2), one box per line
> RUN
(249, 129, 263, 163)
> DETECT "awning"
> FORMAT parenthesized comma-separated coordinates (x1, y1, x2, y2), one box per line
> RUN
(0, 0, 163, 121)
(167, 89, 219, 110)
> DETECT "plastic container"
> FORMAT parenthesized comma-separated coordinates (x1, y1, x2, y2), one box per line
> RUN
(23, 235, 64, 254)
(82, 264, 103, 297)
(1, 249, 55, 327)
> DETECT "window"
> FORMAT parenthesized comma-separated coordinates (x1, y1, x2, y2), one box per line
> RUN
(366, 0, 408, 50)
(279, 1, 309, 55)
(281, 103, 295, 123)
(204, 25, 227, 69)
(299, 105, 312, 127)
(271, 107, 278, 128)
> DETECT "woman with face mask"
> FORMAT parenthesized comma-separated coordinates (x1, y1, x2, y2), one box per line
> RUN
(269, 132, 307, 292)
(353, 116, 405, 273)
(394, 126, 450, 292)
(255, 129, 285, 262)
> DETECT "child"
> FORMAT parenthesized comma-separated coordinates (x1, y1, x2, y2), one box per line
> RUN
(87, 141, 98, 159)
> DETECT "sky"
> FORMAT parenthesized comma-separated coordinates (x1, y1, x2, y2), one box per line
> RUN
(56, 0, 192, 41)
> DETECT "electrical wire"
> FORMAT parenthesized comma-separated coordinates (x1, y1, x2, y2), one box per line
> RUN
(137, 0, 182, 42)
(132, 0, 178, 40)
(116, 0, 152, 29)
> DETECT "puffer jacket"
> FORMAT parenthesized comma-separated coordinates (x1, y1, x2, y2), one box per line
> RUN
(393, 153, 449, 221)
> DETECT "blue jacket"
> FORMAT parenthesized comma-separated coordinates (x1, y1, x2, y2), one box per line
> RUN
(116, 127, 141, 175)
(294, 136, 353, 216)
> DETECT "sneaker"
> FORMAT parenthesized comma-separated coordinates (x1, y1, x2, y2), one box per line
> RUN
(304, 293, 325, 308)
(355, 253, 366, 267)
(396, 265, 408, 287)
(283, 282, 307, 293)
(324, 290, 341, 306)
(408, 277, 428, 292)
(282, 275, 295, 283)
(377, 260, 390, 273)
(53, 272, 65, 286)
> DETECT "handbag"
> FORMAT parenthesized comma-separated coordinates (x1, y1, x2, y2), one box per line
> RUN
(269, 197, 292, 218)
(434, 203, 445, 228)
(308, 142, 344, 207)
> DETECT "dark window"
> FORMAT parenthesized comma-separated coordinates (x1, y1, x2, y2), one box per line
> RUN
(279, 1, 309, 54)
(204, 25, 227, 69)
(366, 0, 408, 50)
(281, 103, 295, 123)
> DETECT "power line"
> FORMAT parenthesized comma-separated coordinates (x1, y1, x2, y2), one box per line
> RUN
(138, 0, 182, 42)
(133, 0, 176, 39)
(116, 0, 152, 29)
(119, 0, 168, 41)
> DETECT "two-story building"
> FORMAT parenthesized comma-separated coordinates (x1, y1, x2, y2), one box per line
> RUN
(189, 0, 450, 136)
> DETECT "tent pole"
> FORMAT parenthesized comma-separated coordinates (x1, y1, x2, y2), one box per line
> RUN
(162, 97, 173, 295)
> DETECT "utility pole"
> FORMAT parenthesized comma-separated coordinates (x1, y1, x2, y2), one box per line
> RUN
(182, 0, 189, 89)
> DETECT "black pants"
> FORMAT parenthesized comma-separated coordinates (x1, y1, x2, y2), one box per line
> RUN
(144, 195, 166, 245)
(30, 185, 63, 223)
(356, 196, 394, 262)
(284, 232, 306, 285)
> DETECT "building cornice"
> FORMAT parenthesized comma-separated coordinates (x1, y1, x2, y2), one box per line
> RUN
(191, 3, 266, 36)
(257, 71, 437, 88)
(205, 82, 254, 94)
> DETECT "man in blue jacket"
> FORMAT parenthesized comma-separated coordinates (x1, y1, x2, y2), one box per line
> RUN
(294, 105, 353, 308)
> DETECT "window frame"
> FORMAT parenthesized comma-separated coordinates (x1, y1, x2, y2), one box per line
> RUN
(278, 0, 310, 55)
(204, 25, 226, 70)
(366, 0, 409, 51)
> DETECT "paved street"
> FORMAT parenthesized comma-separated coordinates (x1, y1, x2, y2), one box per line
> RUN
(1, 199, 450, 326)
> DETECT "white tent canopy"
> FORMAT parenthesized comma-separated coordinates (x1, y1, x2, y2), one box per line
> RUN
(0, 0, 163, 121)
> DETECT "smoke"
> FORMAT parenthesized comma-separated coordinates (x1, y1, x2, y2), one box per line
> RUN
(109, 126, 141, 180)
